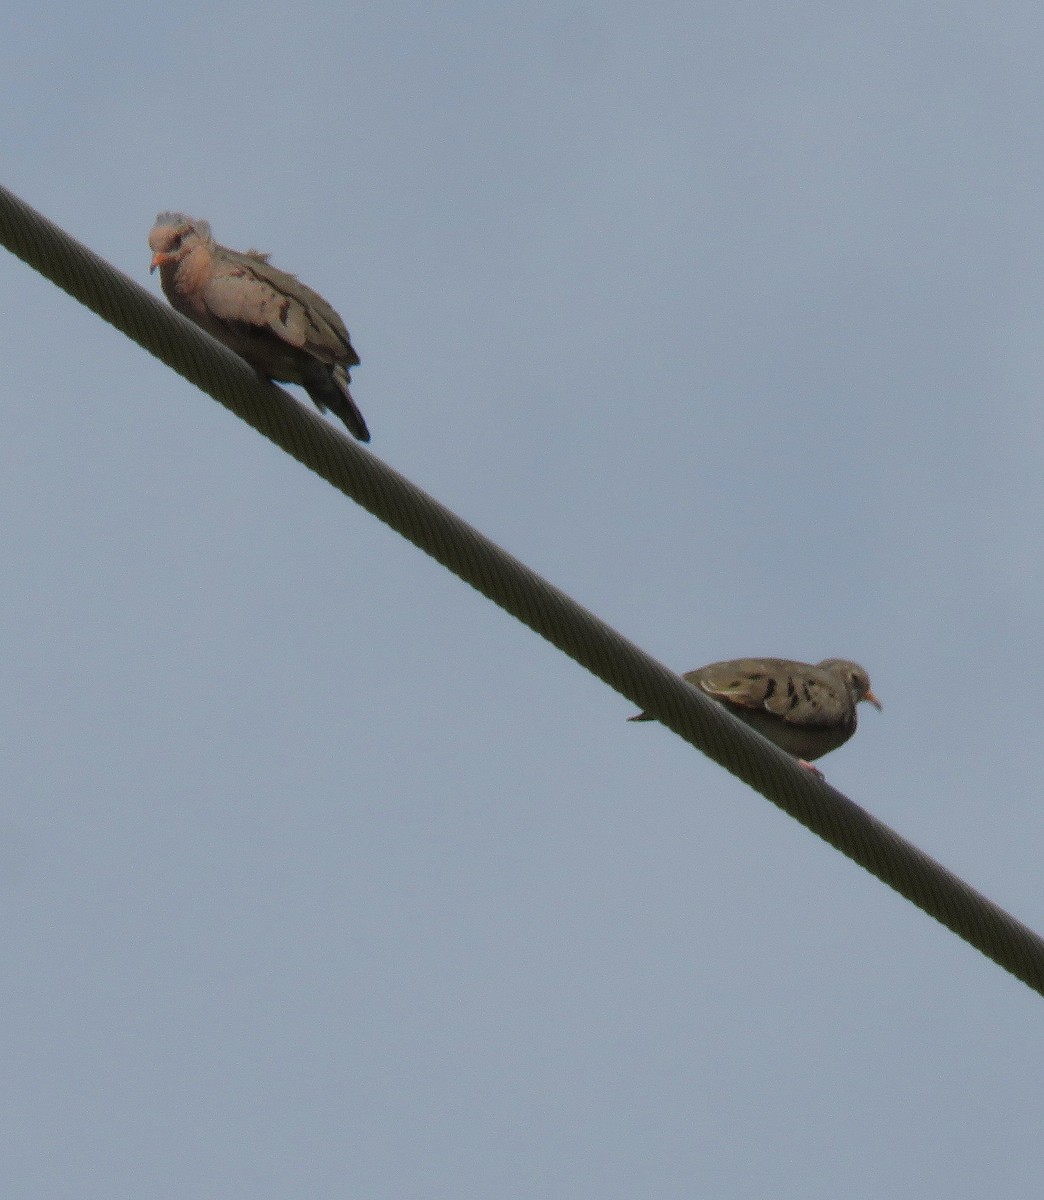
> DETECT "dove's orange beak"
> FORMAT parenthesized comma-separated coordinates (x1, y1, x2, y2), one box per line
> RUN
(149, 252, 168, 274)
(864, 689, 883, 711)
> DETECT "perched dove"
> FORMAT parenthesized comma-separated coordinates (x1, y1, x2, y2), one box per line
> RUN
(148, 213, 370, 441)
(629, 657, 881, 769)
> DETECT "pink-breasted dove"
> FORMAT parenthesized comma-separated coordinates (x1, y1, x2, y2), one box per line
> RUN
(629, 657, 881, 769)
(148, 213, 370, 442)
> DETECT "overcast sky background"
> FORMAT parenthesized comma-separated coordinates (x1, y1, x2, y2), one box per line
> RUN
(4, 3, 1044, 1196)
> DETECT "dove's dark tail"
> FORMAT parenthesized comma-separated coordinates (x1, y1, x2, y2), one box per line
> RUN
(627, 711, 654, 722)
(326, 383, 371, 443)
(305, 364, 371, 443)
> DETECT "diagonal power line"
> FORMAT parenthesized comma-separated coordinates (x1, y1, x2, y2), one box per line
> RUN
(2, 180, 1042, 996)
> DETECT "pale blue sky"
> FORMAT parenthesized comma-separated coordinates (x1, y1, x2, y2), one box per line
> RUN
(4, 3, 1044, 1196)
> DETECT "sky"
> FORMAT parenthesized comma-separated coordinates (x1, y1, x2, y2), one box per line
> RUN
(4, 2, 1044, 1196)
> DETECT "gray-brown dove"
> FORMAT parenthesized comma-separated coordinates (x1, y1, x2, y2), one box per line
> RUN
(629, 657, 881, 769)
(148, 213, 369, 441)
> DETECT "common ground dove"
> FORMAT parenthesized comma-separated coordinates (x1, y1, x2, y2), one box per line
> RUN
(629, 657, 881, 768)
(148, 213, 369, 441)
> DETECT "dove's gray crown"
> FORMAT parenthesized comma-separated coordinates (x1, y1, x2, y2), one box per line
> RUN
(153, 212, 211, 240)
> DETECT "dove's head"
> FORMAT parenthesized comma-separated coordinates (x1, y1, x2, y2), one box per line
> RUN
(817, 660, 882, 710)
(149, 213, 213, 273)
